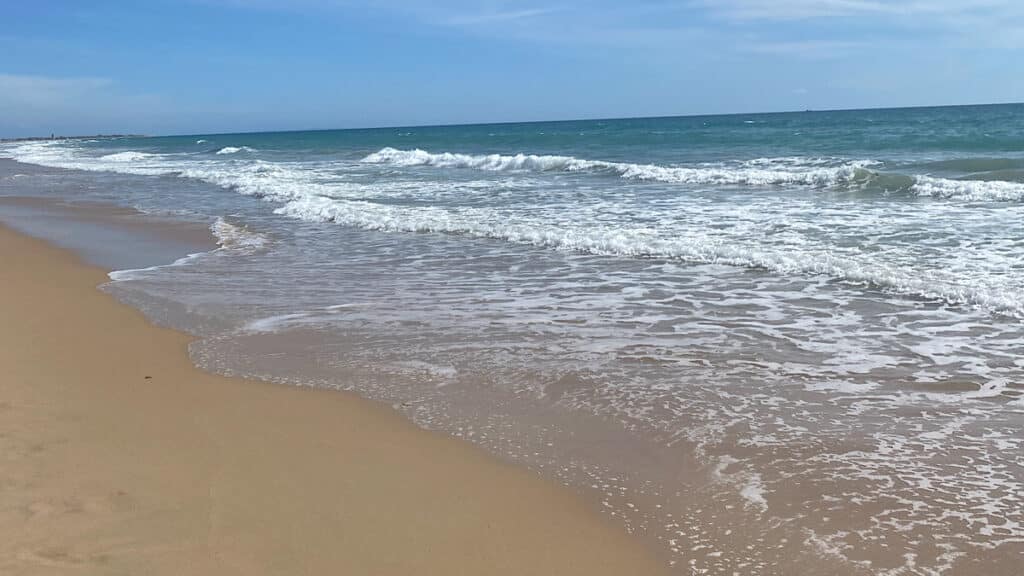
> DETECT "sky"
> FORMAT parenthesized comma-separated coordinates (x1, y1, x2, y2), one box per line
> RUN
(1, 0, 1023, 136)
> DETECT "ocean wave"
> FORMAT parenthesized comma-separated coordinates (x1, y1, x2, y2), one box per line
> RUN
(211, 217, 269, 252)
(100, 151, 154, 162)
(3, 141, 1020, 314)
(107, 217, 268, 282)
(107, 251, 206, 281)
(911, 175, 1024, 201)
(7, 141, 1023, 203)
(273, 195, 1023, 317)
(215, 146, 256, 155)
(362, 147, 877, 187)
(364, 147, 1024, 201)
(1, 142, 170, 176)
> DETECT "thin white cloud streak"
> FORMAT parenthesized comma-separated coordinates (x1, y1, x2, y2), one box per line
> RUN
(195, 0, 1024, 63)
(691, 0, 1024, 57)
(698, 0, 1024, 21)
(445, 7, 561, 26)
(201, 1, 1024, 51)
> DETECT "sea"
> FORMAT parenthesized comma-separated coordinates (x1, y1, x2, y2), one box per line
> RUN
(2, 104, 1022, 575)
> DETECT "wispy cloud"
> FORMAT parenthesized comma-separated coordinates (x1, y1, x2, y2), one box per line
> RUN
(689, 0, 1024, 58)
(194, 0, 1024, 68)
(201, 0, 1024, 53)
(445, 7, 560, 26)
(698, 0, 1024, 22)
(699, 0, 899, 21)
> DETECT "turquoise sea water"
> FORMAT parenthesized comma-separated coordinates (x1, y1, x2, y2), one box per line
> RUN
(2, 104, 1023, 574)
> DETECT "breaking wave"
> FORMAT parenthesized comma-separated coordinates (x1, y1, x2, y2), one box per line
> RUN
(362, 147, 879, 187)
(362, 147, 1024, 200)
(6, 141, 1024, 202)
(100, 151, 154, 162)
(107, 217, 268, 281)
(2, 140, 1021, 315)
(215, 146, 257, 155)
(272, 195, 1023, 317)
(912, 175, 1024, 201)
(211, 216, 269, 252)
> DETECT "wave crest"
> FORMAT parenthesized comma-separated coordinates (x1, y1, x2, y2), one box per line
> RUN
(273, 195, 1023, 317)
(215, 146, 256, 155)
(362, 147, 876, 187)
(912, 176, 1024, 201)
(363, 147, 1024, 201)
(211, 217, 269, 252)
(2, 140, 1020, 315)
(100, 151, 153, 162)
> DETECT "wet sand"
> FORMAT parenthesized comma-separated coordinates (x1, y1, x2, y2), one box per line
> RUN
(0, 224, 666, 575)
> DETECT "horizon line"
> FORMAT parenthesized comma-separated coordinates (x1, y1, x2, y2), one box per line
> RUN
(5, 100, 1022, 141)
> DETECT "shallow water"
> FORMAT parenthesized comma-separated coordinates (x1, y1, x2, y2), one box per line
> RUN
(2, 105, 1023, 574)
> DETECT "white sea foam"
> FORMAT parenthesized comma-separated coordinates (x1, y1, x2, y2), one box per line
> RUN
(3, 142, 171, 176)
(106, 217, 268, 282)
(107, 251, 206, 281)
(364, 147, 1024, 201)
(196, 139, 207, 144)
(215, 146, 256, 155)
(362, 147, 877, 187)
(273, 195, 1024, 316)
(912, 175, 1024, 201)
(712, 455, 768, 512)
(243, 312, 312, 332)
(739, 474, 768, 511)
(3, 141, 1022, 315)
(805, 380, 881, 394)
(7, 141, 1022, 203)
(211, 216, 269, 252)
(100, 151, 153, 162)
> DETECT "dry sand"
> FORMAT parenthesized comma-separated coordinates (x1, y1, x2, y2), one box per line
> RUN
(0, 225, 666, 575)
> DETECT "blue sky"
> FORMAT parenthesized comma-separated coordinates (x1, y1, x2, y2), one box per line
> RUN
(1, 0, 1022, 136)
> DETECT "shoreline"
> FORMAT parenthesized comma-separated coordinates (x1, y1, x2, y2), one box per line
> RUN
(0, 224, 667, 575)
(0, 135, 146, 142)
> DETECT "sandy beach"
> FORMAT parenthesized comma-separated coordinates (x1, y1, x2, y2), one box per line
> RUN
(0, 224, 666, 575)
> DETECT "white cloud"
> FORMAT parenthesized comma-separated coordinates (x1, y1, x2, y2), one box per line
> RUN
(445, 7, 560, 26)
(698, 0, 1024, 22)
(705, 0, 895, 20)
(202, 0, 1024, 53)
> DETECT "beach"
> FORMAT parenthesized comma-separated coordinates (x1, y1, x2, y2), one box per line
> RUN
(0, 224, 666, 575)
(2, 107, 1022, 574)
(7, 0, 1024, 571)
